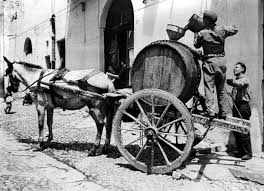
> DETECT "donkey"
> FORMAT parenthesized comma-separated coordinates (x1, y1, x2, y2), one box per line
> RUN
(4, 56, 116, 156)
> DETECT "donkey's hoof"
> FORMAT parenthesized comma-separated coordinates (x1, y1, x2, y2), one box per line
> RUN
(102, 146, 109, 155)
(39, 142, 48, 150)
(33, 147, 44, 152)
(47, 138, 53, 143)
(87, 148, 97, 157)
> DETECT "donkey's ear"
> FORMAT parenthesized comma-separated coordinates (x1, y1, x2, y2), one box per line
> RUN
(3, 56, 13, 67)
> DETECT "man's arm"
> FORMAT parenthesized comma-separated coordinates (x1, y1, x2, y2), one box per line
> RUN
(226, 77, 249, 87)
(194, 32, 202, 48)
(224, 25, 238, 37)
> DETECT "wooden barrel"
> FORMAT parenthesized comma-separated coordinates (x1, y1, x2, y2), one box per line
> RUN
(131, 40, 201, 103)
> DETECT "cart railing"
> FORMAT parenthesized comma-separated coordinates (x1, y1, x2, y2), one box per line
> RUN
(192, 114, 250, 134)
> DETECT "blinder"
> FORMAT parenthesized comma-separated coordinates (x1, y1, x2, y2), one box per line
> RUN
(6, 69, 20, 93)
(5, 67, 12, 76)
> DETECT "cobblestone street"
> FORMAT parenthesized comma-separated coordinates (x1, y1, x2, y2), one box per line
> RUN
(0, 99, 264, 191)
(0, 121, 107, 191)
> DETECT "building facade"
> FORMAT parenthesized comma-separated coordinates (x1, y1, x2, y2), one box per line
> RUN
(2, 0, 264, 152)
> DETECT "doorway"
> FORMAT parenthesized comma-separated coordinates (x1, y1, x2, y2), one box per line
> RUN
(57, 39, 65, 68)
(104, 0, 134, 89)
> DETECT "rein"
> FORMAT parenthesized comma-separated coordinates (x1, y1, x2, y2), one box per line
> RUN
(15, 70, 56, 93)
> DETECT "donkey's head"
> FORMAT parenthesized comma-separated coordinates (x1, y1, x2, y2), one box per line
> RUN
(3, 56, 21, 92)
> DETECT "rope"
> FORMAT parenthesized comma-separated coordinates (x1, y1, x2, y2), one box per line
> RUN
(16, 70, 56, 93)
(225, 87, 244, 120)
(8, 2, 81, 39)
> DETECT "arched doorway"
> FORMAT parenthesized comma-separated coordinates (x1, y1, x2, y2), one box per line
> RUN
(24, 37, 32, 56)
(104, 0, 134, 89)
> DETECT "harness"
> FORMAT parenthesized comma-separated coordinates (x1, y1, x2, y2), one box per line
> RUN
(36, 68, 102, 107)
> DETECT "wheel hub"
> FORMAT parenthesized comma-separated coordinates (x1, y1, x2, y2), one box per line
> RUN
(144, 127, 158, 140)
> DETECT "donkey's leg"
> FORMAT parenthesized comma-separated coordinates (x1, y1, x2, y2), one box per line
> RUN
(46, 108, 54, 143)
(88, 107, 105, 156)
(102, 103, 115, 154)
(36, 105, 46, 149)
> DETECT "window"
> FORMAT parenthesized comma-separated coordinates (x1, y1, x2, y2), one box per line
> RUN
(24, 37, 32, 55)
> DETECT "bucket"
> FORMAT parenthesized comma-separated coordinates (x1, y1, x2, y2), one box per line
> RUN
(166, 24, 186, 41)
(185, 14, 205, 33)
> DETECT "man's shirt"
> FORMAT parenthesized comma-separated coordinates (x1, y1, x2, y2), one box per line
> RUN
(227, 74, 251, 103)
(194, 25, 238, 56)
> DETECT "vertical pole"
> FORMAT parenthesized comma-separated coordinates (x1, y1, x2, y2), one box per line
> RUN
(81, 2, 86, 44)
(50, 14, 56, 69)
(50, 0, 56, 69)
(0, 2, 5, 97)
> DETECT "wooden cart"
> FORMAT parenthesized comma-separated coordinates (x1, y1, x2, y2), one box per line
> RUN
(111, 40, 250, 174)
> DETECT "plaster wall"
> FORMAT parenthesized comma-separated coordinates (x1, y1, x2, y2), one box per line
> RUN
(66, 0, 101, 70)
(0, 14, 4, 97)
(6, 0, 67, 68)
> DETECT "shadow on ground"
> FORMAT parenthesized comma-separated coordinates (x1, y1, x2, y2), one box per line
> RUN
(180, 152, 245, 181)
(18, 138, 123, 159)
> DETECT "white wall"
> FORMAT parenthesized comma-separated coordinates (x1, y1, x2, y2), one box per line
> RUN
(6, 0, 67, 68)
(66, 0, 101, 70)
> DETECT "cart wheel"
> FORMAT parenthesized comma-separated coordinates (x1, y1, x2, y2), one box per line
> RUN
(113, 89, 194, 174)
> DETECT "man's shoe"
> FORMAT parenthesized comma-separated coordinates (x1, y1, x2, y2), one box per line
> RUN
(228, 151, 243, 158)
(241, 154, 252, 160)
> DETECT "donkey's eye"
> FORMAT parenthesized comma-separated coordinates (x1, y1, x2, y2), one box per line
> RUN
(5, 68, 11, 76)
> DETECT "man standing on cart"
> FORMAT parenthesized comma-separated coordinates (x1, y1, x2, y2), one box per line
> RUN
(227, 62, 252, 160)
(194, 10, 238, 119)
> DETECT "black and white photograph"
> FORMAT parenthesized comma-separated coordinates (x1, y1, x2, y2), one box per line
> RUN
(0, 0, 264, 190)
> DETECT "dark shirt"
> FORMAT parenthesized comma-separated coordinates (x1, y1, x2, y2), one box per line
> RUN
(227, 74, 251, 103)
(194, 25, 238, 56)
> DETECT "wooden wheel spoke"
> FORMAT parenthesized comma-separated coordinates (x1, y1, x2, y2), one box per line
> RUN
(151, 143, 155, 167)
(157, 117, 184, 131)
(121, 110, 147, 129)
(156, 103, 171, 128)
(120, 128, 144, 133)
(135, 99, 152, 127)
(157, 141, 172, 166)
(151, 95, 155, 125)
(147, 142, 155, 174)
(159, 131, 188, 137)
(135, 141, 147, 159)
(158, 135, 183, 155)
(125, 135, 145, 147)
(161, 123, 173, 139)
(179, 121, 187, 134)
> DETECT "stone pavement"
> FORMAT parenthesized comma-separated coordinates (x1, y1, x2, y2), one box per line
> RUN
(185, 143, 264, 186)
(0, 127, 108, 191)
